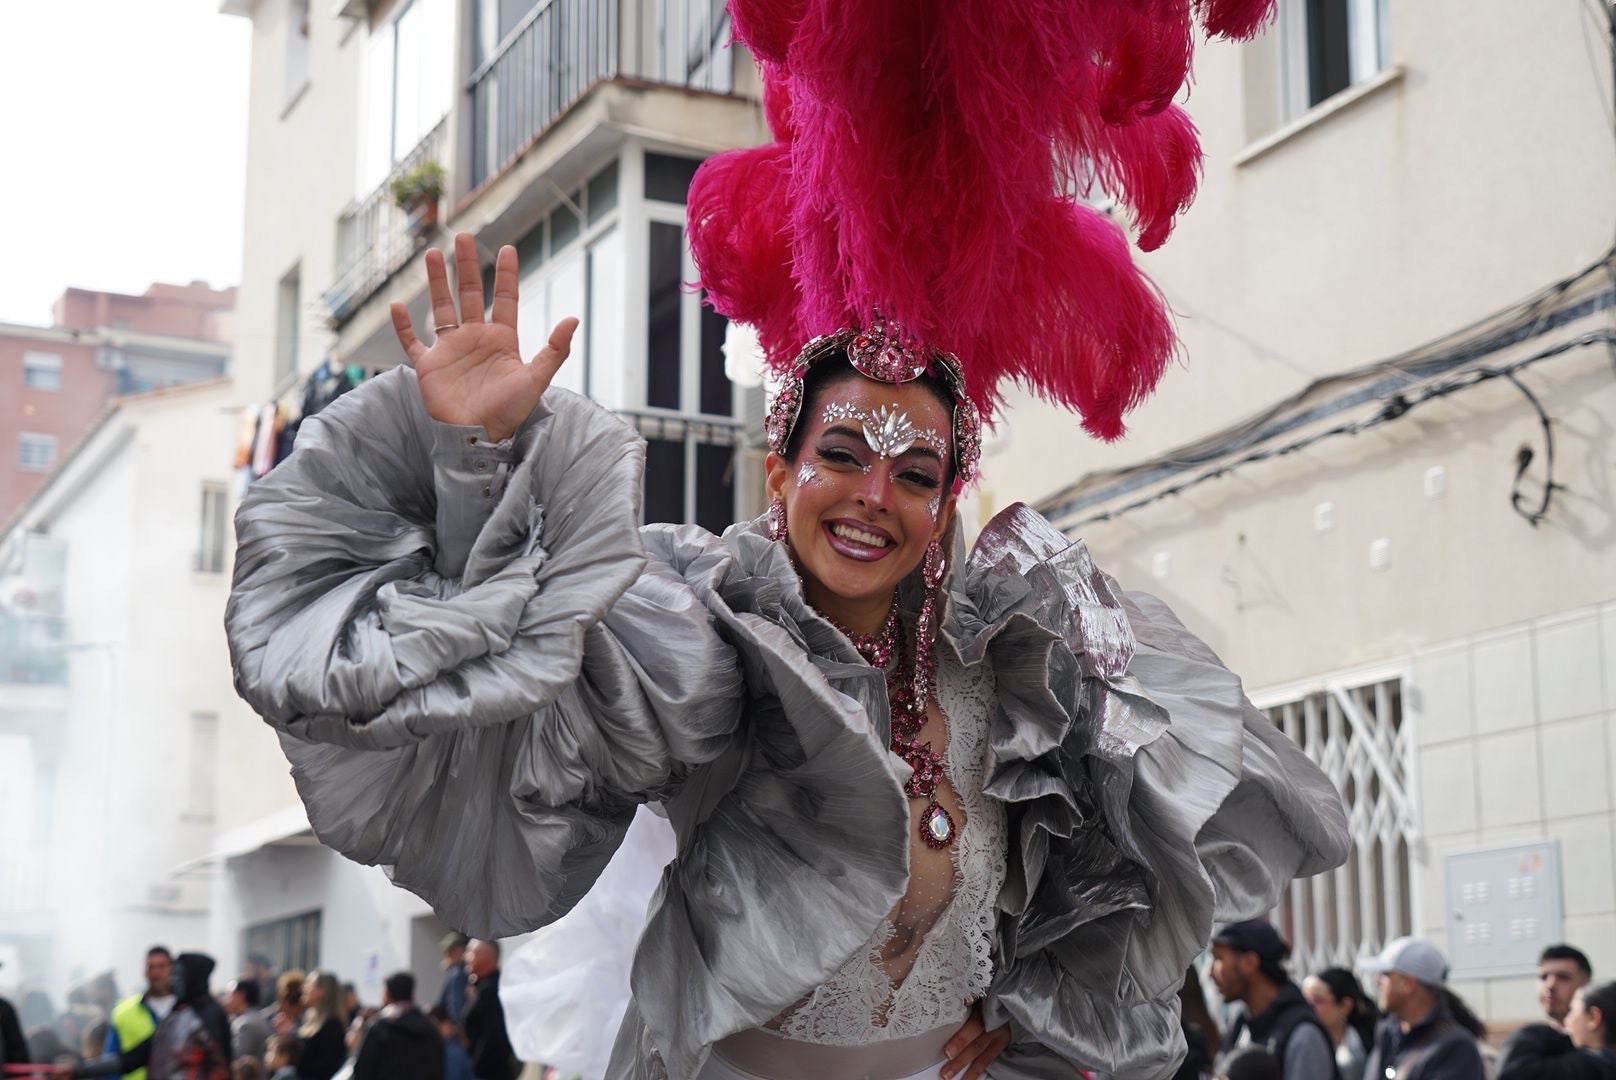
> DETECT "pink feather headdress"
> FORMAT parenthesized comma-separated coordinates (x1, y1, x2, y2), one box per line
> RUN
(688, 0, 1277, 448)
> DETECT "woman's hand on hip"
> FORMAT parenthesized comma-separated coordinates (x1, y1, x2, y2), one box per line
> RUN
(392, 231, 577, 442)
(942, 1002, 1011, 1079)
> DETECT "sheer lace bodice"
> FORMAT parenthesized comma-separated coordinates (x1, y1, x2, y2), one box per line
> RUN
(767, 654, 1007, 1044)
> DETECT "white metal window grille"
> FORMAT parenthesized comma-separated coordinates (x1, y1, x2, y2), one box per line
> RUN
(17, 433, 57, 472)
(23, 351, 63, 391)
(1277, 0, 1388, 120)
(1264, 677, 1418, 976)
(243, 909, 323, 976)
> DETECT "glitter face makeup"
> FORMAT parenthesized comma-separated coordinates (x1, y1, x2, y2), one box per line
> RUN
(819, 401, 947, 462)
(797, 461, 820, 486)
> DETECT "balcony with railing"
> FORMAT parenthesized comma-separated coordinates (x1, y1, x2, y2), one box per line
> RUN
(324, 0, 741, 329)
(468, 0, 733, 191)
(325, 120, 448, 328)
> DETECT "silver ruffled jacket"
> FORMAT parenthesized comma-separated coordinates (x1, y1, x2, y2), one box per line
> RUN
(227, 369, 1349, 1080)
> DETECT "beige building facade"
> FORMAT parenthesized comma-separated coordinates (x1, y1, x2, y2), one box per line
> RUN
(975, 1, 1616, 1021)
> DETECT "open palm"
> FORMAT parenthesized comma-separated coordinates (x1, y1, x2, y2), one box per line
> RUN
(392, 231, 578, 442)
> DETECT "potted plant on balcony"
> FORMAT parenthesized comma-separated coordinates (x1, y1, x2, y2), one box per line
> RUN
(390, 160, 445, 238)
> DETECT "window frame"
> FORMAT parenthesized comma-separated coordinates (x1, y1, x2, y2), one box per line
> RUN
(22, 351, 64, 392)
(17, 432, 58, 473)
(1277, 0, 1389, 122)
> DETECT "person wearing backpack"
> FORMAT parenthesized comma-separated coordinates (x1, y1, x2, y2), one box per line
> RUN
(1211, 920, 1339, 1080)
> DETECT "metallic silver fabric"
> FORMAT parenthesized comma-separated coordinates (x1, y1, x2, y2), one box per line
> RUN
(228, 371, 1349, 1080)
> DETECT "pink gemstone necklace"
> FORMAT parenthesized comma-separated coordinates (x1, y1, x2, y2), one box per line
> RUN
(822, 596, 955, 850)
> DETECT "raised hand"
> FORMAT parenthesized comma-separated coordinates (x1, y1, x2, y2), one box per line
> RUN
(391, 231, 579, 442)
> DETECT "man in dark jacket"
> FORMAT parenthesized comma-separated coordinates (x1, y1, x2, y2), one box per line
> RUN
(461, 940, 516, 1080)
(1211, 919, 1338, 1080)
(352, 972, 444, 1080)
(1361, 936, 1486, 1080)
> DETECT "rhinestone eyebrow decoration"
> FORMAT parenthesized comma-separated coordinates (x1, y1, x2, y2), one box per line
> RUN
(862, 406, 919, 458)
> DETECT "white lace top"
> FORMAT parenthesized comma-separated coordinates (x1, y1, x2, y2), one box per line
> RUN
(767, 655, 1008, 1043)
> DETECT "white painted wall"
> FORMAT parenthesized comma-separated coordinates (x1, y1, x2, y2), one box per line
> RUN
(1, 381, 255, 1000)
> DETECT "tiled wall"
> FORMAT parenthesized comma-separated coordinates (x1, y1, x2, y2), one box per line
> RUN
(1411, 601, 1616, 1022)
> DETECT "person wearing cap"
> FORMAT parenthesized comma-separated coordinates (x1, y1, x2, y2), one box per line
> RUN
(437, 932, 470, 1027)
(1360, 936, 1486, 1080)
(1211, 919, 1339, 1080)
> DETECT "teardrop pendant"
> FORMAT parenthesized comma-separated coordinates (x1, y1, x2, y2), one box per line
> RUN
(920, 801, 956, 850)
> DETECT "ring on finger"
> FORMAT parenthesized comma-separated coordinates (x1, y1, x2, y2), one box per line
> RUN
(434, 323, 458, 333)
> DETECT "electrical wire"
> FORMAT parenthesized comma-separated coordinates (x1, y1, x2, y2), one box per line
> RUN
(1057, 330, 1614, 529)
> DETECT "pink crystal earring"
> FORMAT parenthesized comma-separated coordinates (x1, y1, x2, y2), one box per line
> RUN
(767, 497, 788, 543)
(922, 539, 946, 590)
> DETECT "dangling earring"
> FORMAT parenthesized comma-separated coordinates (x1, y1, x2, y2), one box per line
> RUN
(767, 497, 788, 543)
(922, 539, 946, 590)
(914, 539, 946, 709)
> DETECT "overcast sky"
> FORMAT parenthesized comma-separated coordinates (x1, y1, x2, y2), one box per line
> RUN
(0, 0, 251, 326)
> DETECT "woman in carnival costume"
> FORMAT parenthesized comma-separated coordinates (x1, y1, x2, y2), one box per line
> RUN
(227, 0, 1349, 1076)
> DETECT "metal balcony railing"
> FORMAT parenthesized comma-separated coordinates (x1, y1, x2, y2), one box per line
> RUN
(467, 0, 734, 190)
(324, 120, 448, 328)
(0, 613, 67, 685)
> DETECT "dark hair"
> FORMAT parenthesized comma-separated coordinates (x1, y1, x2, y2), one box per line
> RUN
(1443, 987, 1486, 1039)
(268, 1033, 303, 1066)
(384, 972, 415, 1002)
(1541, 944, 1593, 979)
(1222, 1046, 1281, 1080)
(783, 353, 959, 490)
(1315, 967, 1380, 1048)
(1583, 981, 1616, 1045)
(1256, 955, 1290, 987)
(233, 977, 263, 1008)
(146, 946, 172, 960)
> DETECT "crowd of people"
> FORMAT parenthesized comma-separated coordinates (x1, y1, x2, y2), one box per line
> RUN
(0, 933, 520, 1080)
(1183, 924, 1615, 1080)
(7, 924, 1615, 1080)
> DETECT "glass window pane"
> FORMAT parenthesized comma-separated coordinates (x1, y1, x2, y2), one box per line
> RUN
(695, 441, 734, 533)
(646, 221, 683, 409)
(698, 298, 731, 416)
(643, 438, 686, 524)
(1305, 0, 1352, 106)
(645, 152, 702, 204)
(550, 194, 582, 252)
(587, 227, 625, 409)
(547, 252, 586, 395)
(587, 159, 619, 224)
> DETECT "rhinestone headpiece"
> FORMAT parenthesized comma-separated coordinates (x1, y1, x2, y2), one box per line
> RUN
(765, 319, 983, 486)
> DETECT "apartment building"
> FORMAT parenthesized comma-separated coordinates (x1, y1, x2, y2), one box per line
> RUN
(974, 0, 1616, 1020)
(211, 0, 765, 998)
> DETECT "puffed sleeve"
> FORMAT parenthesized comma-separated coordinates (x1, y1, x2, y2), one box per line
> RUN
(946, 504, 1350, 1080)
(226, 368, 745, 937)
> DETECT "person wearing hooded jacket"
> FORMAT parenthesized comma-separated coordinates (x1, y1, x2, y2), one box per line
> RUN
(59, 953, 232, 1080)
(350, 972, 444, 1080)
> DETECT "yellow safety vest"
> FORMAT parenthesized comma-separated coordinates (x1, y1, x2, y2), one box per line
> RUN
(109, 994, 158, 1080)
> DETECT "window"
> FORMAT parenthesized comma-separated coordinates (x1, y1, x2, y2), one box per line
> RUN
(285, 0, 311, 107)
(1263, 677, 1415, 975)
(275, 265, 301, 387)
(244, 910, 322, 976)
(360, 0, 453, 192)
(639, 210, 738, 529)
(22, 351, 63, 391)
(1278, 0, 1388, 119)
(195, 482, 229, 574)
(186, 712, 218, 820)
(18, 433, 56, 472)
